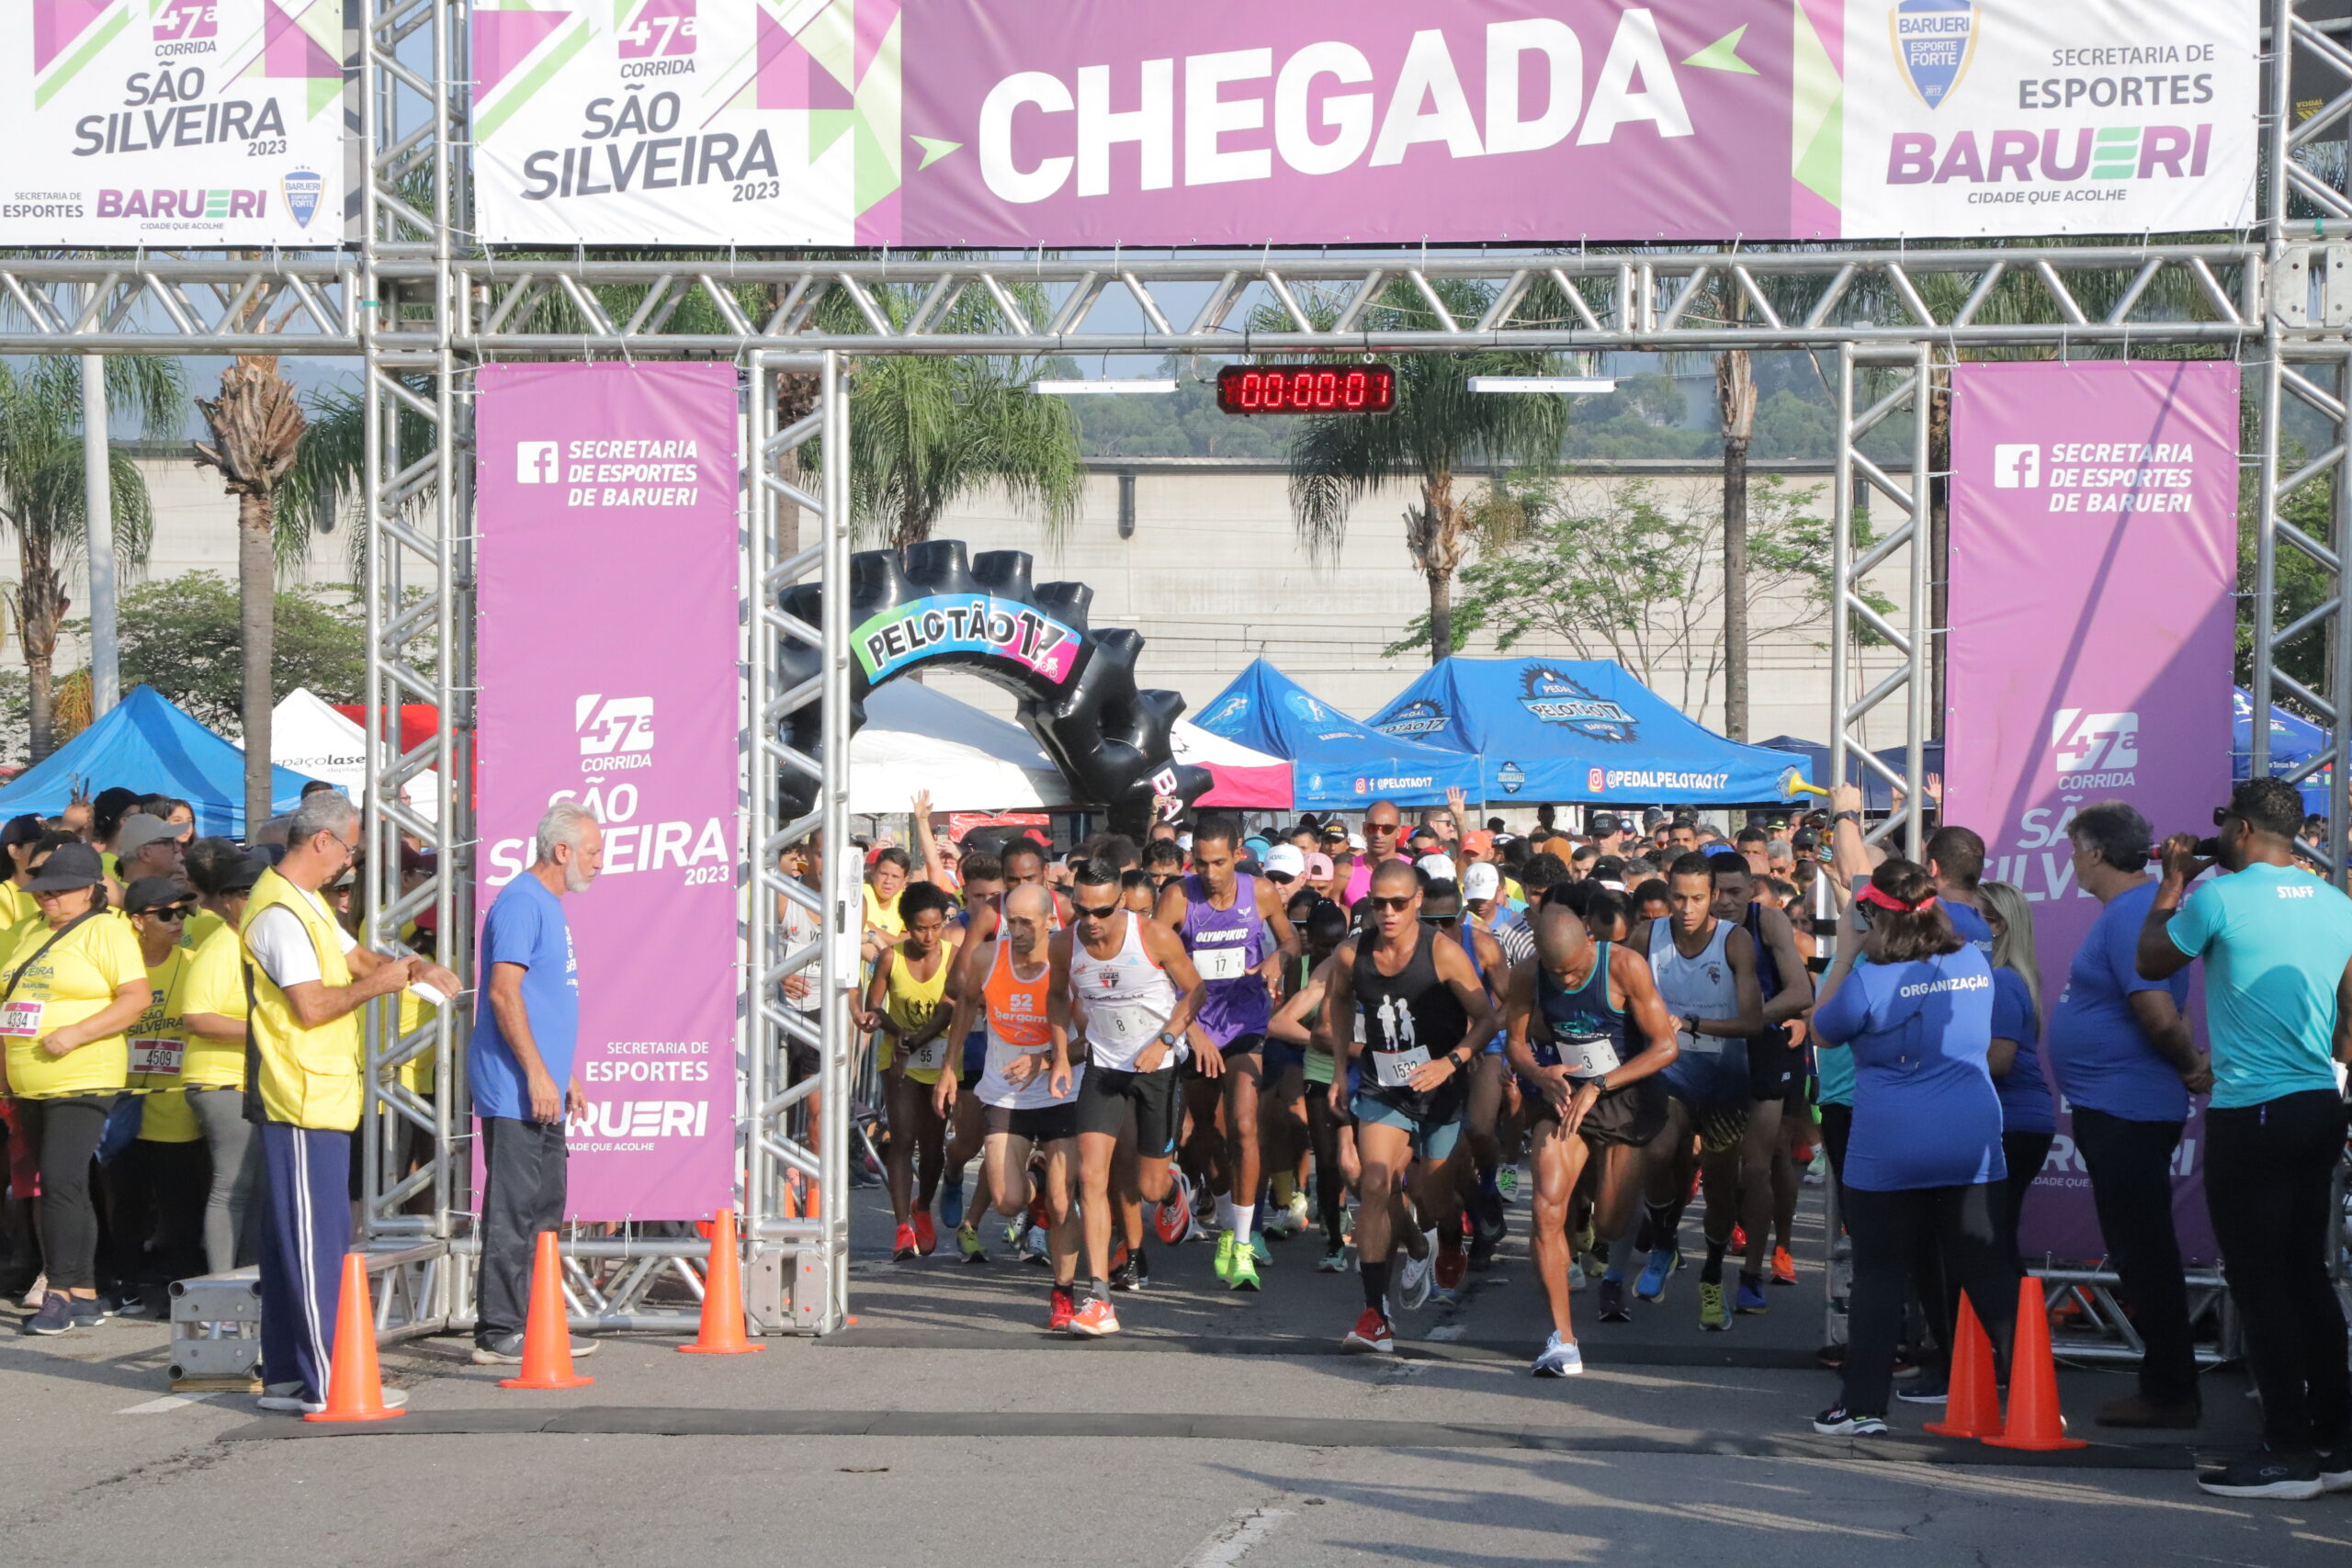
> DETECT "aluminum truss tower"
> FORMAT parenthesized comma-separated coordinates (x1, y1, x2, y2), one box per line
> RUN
(0, 0, 2345, 1336)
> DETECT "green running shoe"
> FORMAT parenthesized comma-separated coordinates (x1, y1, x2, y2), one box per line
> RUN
(1213, 1229, 1237, 1283)
(1228, 1244, 1261, 1291)
(1699, 1280, 1731, 1332)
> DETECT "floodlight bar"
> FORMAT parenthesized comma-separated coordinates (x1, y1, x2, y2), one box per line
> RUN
(1468, 376, 1618, 394)
(1032, 379, 1180, 395)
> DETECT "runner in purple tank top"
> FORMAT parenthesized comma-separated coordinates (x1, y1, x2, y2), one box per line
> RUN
(1156, 814, 1298, 1290)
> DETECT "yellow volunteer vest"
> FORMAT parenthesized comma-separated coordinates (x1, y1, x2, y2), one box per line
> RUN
(177, 921, 250, 1089)
(242, 866, 362, 1131)
(131, 946, 198, 1143)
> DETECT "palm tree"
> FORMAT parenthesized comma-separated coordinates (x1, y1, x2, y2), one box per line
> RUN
(0, 357, 170, 758)
(194, 351, 309, 829)
(1715, 342, 1758, 739)
(1281, 277, 1570, 663)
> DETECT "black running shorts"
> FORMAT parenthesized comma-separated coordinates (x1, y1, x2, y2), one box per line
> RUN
(984, 1102, 1079, 1144)
(1075, 1066, 1182, 1157)
(1522, 1075, 1668, 1148)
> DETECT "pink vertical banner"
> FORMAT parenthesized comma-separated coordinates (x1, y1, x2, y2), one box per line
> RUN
(474, 363, 741, 1222)
(1946, 360, 2239, 1265)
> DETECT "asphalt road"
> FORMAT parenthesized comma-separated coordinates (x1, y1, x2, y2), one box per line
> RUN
(1, 1171, 2343, 1567)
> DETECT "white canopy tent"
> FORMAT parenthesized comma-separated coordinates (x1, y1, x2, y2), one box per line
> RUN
(271, 688, 443, 821)
(852, 681, 1073, 814)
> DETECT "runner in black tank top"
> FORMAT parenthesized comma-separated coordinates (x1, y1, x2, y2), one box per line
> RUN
(1316, 860, 1495, 1353)
(1505, 904, 1681, 1370)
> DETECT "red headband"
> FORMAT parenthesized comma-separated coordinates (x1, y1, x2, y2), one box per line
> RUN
(1856, 882, 1938, 914)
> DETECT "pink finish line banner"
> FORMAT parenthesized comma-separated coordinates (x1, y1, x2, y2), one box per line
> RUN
(474, 363, 741, 1223)
(1946, 359, 2240, 1266)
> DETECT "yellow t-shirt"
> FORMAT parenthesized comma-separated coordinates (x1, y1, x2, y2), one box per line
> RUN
(183, 907, 226, 952)
(0, 882, 33, 931)
(2, 910, 147, 1097)
(130, 946, 198, 1143)
(396, 987, 439, 1096)
(177, 922, 250, 1090)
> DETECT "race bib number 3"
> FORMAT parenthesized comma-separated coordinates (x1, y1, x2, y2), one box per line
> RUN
(1558, 1032, 1623, 1079)
(1372, 1044, 1430, 1088)
(1193, 947, 1248, 982)
(0, 1000, 43, 1038)
(130, 1037, 184, 1077)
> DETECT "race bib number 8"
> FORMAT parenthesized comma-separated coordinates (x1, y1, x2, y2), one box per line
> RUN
(1193, 947, 1248, 982)
(1372, 1044, 1430, 1088)
(1094, 1004, 1152, 1044)
(130, 1037, 184, 1077)
(0, 1000, 43, 1038)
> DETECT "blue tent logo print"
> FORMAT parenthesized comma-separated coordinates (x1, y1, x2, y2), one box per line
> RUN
(1377, 698, 1448, 738)
(1518, 666, 1636, 743)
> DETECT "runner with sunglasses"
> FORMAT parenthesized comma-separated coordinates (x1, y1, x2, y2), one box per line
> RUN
(1318, 859, 1498, 1352)
(1059, 860, 1207, 1334)
(1157, 814, 1296, 1292)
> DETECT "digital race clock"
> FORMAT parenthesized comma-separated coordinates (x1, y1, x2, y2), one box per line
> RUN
(1216, 364, 1397, 414)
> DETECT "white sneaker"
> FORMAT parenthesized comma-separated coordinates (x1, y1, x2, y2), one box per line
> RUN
(258, 1387, 409, 1416)
(1532, 1332, 1585, 1378)
(16, 1273, 47, 1311)
(1398, 1231, 1437, 1311)
(1568, 1265, 1582, 1293)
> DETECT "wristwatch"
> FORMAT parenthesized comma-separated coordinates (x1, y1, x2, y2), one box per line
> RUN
(1833, 810, 1862, 827)
(1592, 1072, 1611, 1095)
(1154, 1030, 1179, 1050)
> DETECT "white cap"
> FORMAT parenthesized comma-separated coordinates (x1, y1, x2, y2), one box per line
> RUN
(1416, 852, 1455, 880)
(1347, 831, 1366, 852)
(1462, 862, 1501, 901)
(1261, 843, 1307, 878)
(1177, 832, 1193, 851)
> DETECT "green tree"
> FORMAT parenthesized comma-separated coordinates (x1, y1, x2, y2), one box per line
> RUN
(93, 571, 365, 732)
(1277, 277, 1572, 664)
(1386, 474, 1865, 719)
(0, 356, 177, 759)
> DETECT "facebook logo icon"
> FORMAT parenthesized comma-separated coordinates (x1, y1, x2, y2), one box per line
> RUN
(1992, 444, 2041, 489)
(515, 442, 559, 484)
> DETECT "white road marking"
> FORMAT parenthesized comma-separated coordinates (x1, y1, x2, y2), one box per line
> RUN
(117, 1393, 225, 1416)
(1427, 1324, 1467, 1340)
(1179, 1498, 1296, 1568)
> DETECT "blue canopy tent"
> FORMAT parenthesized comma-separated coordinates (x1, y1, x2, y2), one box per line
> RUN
(2233, 687, 2331, 816)
(1757, 736, 1945, 813)
(1193, 660, 1482, 809)
(0, 686, 324, 837)
(1366, 658, 1815, 805)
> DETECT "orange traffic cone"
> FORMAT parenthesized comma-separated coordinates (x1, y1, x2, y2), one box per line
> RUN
(779, 1176, 800, 1220)
(305, 1253, 405, 1423)
(679, 1208, 763, 1355)
(1984, 1276, 2087, 1450)
(499, 1231, 593, 1390)
(1925, 1293, 2002, 1438)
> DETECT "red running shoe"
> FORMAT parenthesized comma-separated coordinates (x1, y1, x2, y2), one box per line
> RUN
(892, 1223, 918, 1261)
(1731, 1224, 1748, 1255)
(1153, 1173, 1193, 1246)
(1047, 1285, 1076, 1332)
(911, 1211, 938, 1256)
(1342, 1307, 1396, 1353)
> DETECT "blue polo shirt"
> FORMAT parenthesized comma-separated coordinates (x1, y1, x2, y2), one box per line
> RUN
(2047, 880, 2193, 1122)
(1989, 965, 2056, 1134)
(1813, 945, 2004, 1191)
(469, 874, 581, 1122)
(2166, 861, 2352, 1110)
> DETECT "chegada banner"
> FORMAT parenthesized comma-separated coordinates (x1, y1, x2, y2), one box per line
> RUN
(0, 0, 345, 245)
(469, 0, 2256, 248)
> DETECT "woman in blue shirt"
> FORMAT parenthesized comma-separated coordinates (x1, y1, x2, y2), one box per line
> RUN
(1979, 882, 2056, 1253)
(1808, 859, 2018, 1436)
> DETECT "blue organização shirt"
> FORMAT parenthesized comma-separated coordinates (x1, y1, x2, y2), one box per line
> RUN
(1812, 898, 1989, 1111)
(2165, 861, 2352, 1111)
(2046, 880, 2194, 1122)
(469, 874, 581, 1122)
(1989, 965, 2056, 1135)
(1812, 944, 2005, 1192)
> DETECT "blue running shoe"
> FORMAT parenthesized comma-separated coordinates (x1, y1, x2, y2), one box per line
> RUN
(939, 1179, 965, 1232)
(1634, 1247, 1674, 1302)
(1735, 1276, 1770, 1314)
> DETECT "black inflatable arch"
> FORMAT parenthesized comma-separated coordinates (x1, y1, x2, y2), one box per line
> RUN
(776, 539, 1212, 833)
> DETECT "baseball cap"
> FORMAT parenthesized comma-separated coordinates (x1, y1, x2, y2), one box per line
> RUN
(1415, 852, 1454, 879)
(223, 851, 272, 892)
(122, 875, 188, 915)
(117, 815, 184, 857)
(1462, 862, 1501, 901)
(1792, 828, 1822, 852)
(1460, 829, 1495, 857)
(26, 843, 105, 892)
(1347, 831, 1365, 852)
(1262, 843, 1307, 880)
(1305, 852, 1334, 880)
(1588, 854, 1628, 887)
(1588, 811, 1622, 836)
(1320, 823, 1348, 842)
(1244, 834, 1273, 859)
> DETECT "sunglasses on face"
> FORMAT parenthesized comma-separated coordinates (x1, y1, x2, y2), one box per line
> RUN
(1266, 872, 1295, 886)
(137, 904, 195, 920)
(1366, 822, 1400, 835)
(1073, 900, 1121, 920)
(1367, 895, 1414, 913)
(1419, 912, 1460, 928)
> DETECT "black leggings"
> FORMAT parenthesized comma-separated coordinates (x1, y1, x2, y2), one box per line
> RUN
(2205, 1090, 2349, 1454)
(1840, 1179, 2020, 1416)
(1306, 1088, 1350, 1249)
(1998, 1130, 2052, 1268)
(14, 1096, 114, 1292)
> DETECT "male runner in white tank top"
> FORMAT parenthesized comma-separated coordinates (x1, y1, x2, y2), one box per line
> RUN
(1057, 860, 1206, 1336)
(1631, 852, 1763, 1332)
